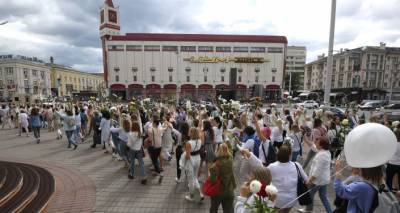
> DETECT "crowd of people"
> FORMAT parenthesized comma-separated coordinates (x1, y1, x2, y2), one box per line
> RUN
(0, 100, 399, 213)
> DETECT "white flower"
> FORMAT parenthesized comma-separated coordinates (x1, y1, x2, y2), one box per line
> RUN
(265, 184, 278, 196)
(392, 121, 399, 129)
(249, 180, 262, 194)
(143, 98, 151, 102)
(231, 101, 240, 110)
(186, 100, 192, 111)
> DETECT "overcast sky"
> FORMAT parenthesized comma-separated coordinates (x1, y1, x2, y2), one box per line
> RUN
(0, 0, 399, 73)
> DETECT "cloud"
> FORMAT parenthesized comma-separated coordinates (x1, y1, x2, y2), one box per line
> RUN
(0, 0, 399, 72)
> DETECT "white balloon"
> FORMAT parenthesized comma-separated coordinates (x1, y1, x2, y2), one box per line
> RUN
(344, 123, 397, 168)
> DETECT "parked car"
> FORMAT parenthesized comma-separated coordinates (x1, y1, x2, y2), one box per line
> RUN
(359, 101, 387, 111)
(297, 100, 319, 109)
(327, 107, 346, 120)
(379, 102, 400, 121)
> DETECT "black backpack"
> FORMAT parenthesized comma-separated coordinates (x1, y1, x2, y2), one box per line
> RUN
(262, 140, 276, 166)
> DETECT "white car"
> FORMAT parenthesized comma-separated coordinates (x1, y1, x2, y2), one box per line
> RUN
(298, 100, 319, 109)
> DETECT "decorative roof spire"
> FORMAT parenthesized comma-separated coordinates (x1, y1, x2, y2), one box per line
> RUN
(105, 0, 114, 7)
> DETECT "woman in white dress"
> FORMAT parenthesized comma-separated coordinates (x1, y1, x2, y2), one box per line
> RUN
(18, 109, 29, 137)
(181, 127, 204, 202)
(100, 110, 111, 152)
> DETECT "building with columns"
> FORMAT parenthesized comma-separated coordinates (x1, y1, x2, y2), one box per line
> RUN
(0, 55, 51, 102)
(100, 0, 287, 101)
(304, 43, 400, 102)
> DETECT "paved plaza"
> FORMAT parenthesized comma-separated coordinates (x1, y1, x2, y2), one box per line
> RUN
(0, 128, 334, 213)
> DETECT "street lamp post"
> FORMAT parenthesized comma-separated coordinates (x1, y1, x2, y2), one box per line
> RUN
(323, 0, 336, 106)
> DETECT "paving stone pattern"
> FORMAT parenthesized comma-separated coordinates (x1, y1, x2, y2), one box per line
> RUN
(0, 129, 334, 212)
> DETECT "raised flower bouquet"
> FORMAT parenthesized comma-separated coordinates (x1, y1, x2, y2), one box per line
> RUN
(245, 180, 278, 213)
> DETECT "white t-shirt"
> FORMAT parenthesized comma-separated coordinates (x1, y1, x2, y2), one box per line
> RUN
(289, 132, 301, 152)
(19, 112, 29, 127)
(270, 127, 283, 143)
(213, 126, 224, 144)
(267, 162, 308, 208)
(389, 142, 400, 165)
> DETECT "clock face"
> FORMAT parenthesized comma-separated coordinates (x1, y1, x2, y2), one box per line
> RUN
(109, 10, 117, 23)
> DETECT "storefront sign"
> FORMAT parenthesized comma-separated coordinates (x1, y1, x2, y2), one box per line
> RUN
(183, 56, 267, 63)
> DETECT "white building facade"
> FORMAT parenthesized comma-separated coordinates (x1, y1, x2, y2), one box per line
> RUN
(0, 55, 51, 102)
(304, 43, 400, 102)
(285, 46, 306, 93)
(100, 0, 287, 101)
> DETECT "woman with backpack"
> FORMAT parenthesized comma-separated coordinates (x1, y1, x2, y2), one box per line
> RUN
(334, 163, 384, 213)
(209, 143, 236, 213)
(56, 109, 78, 150)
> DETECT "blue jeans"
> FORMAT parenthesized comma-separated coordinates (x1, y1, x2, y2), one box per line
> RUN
(129, 149, 146, 178)
(66, 130, 77, 147)
(119, 141, 129, 162)
(291, 151, 300, 162)
(306, 184, 332, 213)
(75, 125, 81, 140)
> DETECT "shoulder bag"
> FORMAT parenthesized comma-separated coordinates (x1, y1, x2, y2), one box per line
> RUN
(294, 162, 312, 205)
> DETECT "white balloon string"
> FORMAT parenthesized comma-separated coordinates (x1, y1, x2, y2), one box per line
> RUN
(279, 164, 350, 209)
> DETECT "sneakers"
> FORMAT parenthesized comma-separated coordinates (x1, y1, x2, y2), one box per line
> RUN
(158, 174, 164, 184)
(141, 179, 147, 185)
(37, 138, 40, 144)
(297, 208, 311, 213)
(167, 156, 173, 161)
(128, 174, 134, 179)
(185, 195, 194, 202)
(175, 177, 182, 183)
(74, 144, 78, 150)
(199, 192, 204, 202)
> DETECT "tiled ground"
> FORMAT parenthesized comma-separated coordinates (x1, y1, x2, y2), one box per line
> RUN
(0, 128, 334, 212)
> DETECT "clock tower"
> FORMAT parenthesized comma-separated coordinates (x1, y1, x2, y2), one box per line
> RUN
(100, 0, 120, 87)
(99, 0, 120, 37)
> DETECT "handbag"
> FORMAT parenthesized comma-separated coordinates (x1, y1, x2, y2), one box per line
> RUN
(294, 163, 312, 205)
(202, 162, 221, 197)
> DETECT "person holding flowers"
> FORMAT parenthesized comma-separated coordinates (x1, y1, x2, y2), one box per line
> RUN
(235, 167, 278, 213)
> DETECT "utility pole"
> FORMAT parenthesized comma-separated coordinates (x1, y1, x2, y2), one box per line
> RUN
(323, 0, 336, 106)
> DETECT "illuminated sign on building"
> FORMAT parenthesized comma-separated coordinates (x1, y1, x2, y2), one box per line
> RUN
(183, 56, 267, 63)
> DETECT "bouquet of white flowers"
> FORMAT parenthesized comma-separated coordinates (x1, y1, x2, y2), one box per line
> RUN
(245, 180, 278, 213)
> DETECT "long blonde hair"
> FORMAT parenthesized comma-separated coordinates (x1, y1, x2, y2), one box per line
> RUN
(275, 119, 283, 131)
(217, 143, 231, 158)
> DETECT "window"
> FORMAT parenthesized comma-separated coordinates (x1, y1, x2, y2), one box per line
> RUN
(114, 67, 120, 72)
(255, 75, 259, 83)
(169, 75, 173, 82)
(233, 47, 249, 52)
(126, 45, 142, 51)
(40, 71, 45, 79)
(151, 75, 155, 82)
(33, 86, 38, 94)
(268, 47, 283, 53)
(272, 76, 275, 82)
(250, 47, 266, 53)
(144, 45, 160, 51)
(198, 46, 213, 52)
(181, 46, 196, 52)
(23, 68, 28, 78)
(238, 76, 242, 82)
(0, 80, 3, 88)
(162, 46, 178, 51)
(107, 45, 124, 51)
(7, 79, 14, 85)
(204, 75, 207, 82)
(186, 76, 190, 82)
(5, 67, 13, 75)
(25, 88, 30, 94)
(133, 75, 137, 82)
(115, 75, 119, 82)
(221, 76, 224, 82)
(271, 68, 277, 73)
(24, 80, 29, 87)
(0, 68, 2, 76)
(32, 70, 37, 77)
(216, 46, 231, 52)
